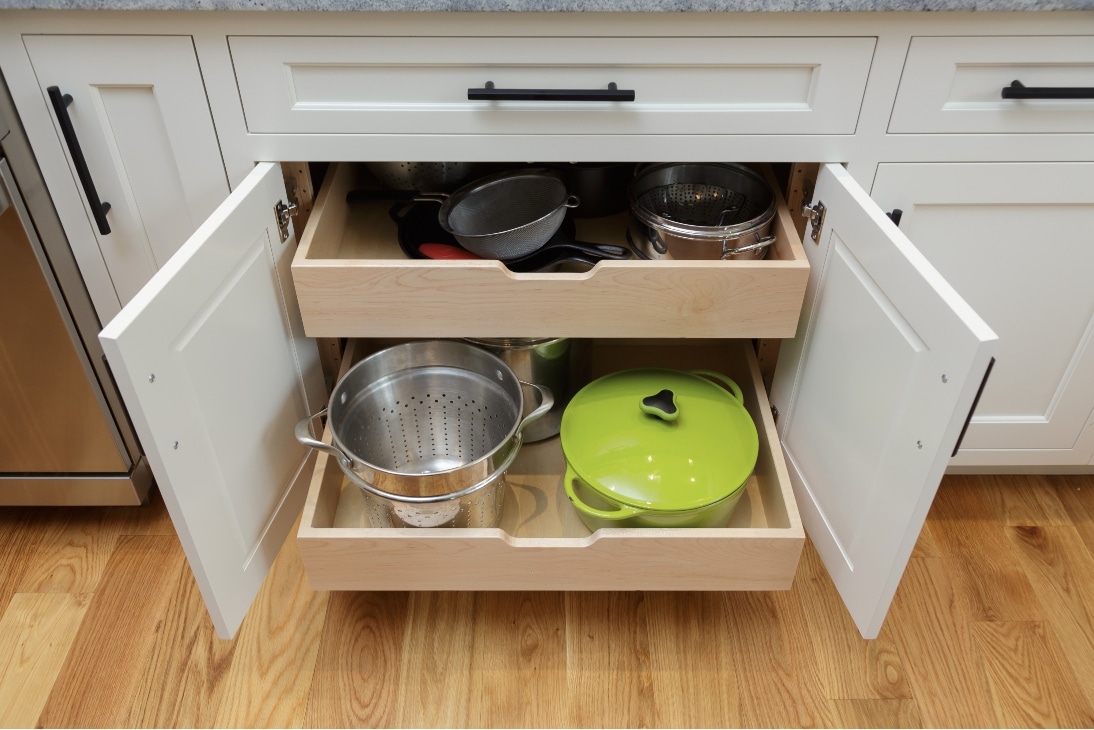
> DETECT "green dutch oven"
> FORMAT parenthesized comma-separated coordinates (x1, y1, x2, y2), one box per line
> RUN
(560, 368, 759, 530)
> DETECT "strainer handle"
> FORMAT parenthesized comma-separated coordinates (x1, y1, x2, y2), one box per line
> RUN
(294, 408, 353, 469)
(517, 381, 555, 435)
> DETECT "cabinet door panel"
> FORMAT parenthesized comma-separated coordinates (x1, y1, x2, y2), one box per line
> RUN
(872, 163, 1094, 467)
(770, 164, 996, 639)
(100, 163, 325, 640)
(24, 35, 230, 311)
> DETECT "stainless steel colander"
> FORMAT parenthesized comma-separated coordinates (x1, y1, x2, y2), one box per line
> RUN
(295, 340, 553, 527)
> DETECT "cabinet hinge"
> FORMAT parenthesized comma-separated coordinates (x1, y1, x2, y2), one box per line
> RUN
(274, 199, 299, 244)
(800, 200, 826, 243)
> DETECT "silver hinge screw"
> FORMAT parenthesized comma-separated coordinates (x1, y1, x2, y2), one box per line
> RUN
(173, 441, 179, 450)
(148, 374, 155, 383)
(917, 440, 923, 449)
(941, 374, 948, 383)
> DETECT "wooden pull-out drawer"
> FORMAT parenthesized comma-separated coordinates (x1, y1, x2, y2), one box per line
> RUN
(291, 162, 809, 340)
(297, 337, 804, 592)
(229, 36, 875, 137)
(890, 36, 1094, 134)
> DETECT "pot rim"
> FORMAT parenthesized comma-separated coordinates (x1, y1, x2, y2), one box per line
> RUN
(628, 161, 777, 239)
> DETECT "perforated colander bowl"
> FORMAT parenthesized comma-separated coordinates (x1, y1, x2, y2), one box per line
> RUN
(294, 340, 553, 526)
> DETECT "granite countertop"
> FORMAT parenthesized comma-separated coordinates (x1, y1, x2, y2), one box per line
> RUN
(0, 0, 1090, 11)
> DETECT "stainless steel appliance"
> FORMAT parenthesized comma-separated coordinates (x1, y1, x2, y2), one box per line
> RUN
(0, 71, 150, 505)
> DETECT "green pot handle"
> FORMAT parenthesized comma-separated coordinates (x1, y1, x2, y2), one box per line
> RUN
(688, 369, 745, 406)
(563, 464, 645, 522)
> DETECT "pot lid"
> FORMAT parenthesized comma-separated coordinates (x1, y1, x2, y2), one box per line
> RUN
(560, 368, 759, 512)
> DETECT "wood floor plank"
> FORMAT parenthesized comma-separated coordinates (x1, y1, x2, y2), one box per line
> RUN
(15, 509, 122, 594)
(0, 509, 47, 614)
(123, 558, 237, 728)
(928, 480, 1044, 622)
(794, 542, 912, 701)
(971, 474, 1072, 526)
(466, 592, 567, 728)
(829, 699, 924, 728)
(392, 592, 476, 728)
(36, 534, 187, 728)
(1006, 524, 1094, 712)
(723, 589, 837, 728)
(970, 620, 1094, 728)
(644, 592, 742, 728)
(304, 591, 410, 728)
(213, 533, 328, 729)
(0, 592, 91, 728)
(886, 556, 998, 727)
(1051, 476, 1094, 556)
(564, 592, 655, 729)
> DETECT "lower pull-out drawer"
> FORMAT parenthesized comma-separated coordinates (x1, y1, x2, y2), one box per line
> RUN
(292, 162, 810, 340)
(297, 337, 804, 592)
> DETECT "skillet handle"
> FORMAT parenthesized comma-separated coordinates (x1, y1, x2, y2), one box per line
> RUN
(687, 370, 745, 406)
(294, 407, 353, 468)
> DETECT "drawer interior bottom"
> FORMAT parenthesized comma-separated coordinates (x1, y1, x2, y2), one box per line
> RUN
(297, 339, 805, 592)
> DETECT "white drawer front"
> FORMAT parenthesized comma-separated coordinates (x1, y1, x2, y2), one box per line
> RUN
(890, 36, 1094, 134)
(229, 36, 875, 136)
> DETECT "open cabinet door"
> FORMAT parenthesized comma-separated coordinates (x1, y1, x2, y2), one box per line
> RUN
(100, 163, 326, 639)
(769, 164, 997, 639)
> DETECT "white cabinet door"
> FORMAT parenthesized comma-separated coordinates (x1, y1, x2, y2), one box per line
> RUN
(24, 35, 230, 317)
(100, 163, 325, 640)
(872, 163, 1094, 469)
(770, 164, 997, 640)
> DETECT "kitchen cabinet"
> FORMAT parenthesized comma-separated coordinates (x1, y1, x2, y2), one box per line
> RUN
(98, 158, 994, 642)
(20, 35, 230, 321)
(871, 163, 1094, 470)
(2, 8, 1088, 641)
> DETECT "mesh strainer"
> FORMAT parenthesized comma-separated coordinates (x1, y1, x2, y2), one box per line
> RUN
(295, 341, 553, 518)
(438, 169, 580, 260)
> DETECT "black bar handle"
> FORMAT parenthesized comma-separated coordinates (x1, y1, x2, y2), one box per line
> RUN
(1001, 80, 1094, 100)
(47, 86, 111, 235)
(952, 357, 995, 458)
(468, 81, 635, 102)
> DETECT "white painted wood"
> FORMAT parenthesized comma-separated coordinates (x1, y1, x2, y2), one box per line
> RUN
(229, 36, 875, 137)
(23, 35, 230, 310)
(890, 36, 1094, 134)
(769, 164, 997, 639)
(871, 162, 1094, 468)
(99, 163, 326, 640)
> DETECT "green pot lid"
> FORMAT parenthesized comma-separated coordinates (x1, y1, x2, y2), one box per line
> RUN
(560, 368, 759, 512)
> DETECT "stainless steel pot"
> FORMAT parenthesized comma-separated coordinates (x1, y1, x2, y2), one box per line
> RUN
(462, 337, 587, 442)
(294, 340, 553, 527)
(627, 162, 777, 261)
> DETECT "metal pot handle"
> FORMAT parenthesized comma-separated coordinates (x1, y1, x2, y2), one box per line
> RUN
(294, 407, 353, 469)
(687, 370, 745, 406)
(564, 464, 644, 522)
(517, 381, 555, 434)
(721, 231, 776, 260)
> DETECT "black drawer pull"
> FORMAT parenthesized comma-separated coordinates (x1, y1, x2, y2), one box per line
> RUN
(468, 81, 635, 102)
(47, 86, 111, 235)
(1001, 80, 1094, 100)
(952, 357, 995, 458)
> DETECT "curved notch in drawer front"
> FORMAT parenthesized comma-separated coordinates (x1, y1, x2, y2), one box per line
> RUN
(229, 36, 875, 136)
(291, 162, 810, 340)
(890, 36, 1094, 134)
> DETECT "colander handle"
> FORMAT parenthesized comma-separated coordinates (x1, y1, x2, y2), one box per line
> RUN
(517, 381, 555, 435)
(294, 408, 353, 469)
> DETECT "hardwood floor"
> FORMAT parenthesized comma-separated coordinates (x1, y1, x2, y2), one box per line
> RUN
(2, 474, 1093, 728)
